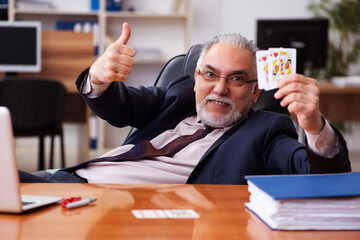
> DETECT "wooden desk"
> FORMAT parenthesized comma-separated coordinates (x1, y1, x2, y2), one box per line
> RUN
(0, 184, 359, 240)
(319, 82, 360, 122)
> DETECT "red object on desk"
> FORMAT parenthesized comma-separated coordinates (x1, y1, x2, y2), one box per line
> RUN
(60, 197, 82, 208)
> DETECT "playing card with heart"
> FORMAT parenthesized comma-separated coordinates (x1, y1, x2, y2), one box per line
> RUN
(256, 48, 296, 91)
(256, 50, 270, 90)
(268, 48, 296, 89)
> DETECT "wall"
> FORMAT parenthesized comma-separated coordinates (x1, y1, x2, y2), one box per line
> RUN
(191, 0, 312, 44)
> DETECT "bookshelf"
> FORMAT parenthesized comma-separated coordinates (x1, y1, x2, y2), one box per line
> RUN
(6, 0, 192, 157)
(8, 0, 192, 63)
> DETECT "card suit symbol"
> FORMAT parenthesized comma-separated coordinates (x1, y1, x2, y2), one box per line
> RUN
(262, 56, 267, 61)
(274, 53, 279, 58)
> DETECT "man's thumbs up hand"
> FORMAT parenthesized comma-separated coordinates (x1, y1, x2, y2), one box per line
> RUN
(89, 22, 136, 85)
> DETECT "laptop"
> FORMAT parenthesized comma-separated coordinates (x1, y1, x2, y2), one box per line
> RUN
(0, 106, 61, 213)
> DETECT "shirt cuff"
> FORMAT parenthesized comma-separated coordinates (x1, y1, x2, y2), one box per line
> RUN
(81, 74, 110, 98)
(305, 119, 340, 158)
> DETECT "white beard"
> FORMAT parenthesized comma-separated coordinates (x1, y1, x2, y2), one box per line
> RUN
(196, 94, 244, 128)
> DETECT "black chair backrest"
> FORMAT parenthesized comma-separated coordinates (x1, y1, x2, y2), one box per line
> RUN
(154, 44, 202, 87)
(0, 77, 66, 135)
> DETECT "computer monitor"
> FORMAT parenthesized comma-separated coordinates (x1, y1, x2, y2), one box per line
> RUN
(0, 21, 41, 75)
(256, 19, 328, 74)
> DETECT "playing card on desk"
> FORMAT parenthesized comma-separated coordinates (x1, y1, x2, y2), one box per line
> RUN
(164, 209, 200, 219)
(256, 48, 296, 91)
(132, 209, 167, 219)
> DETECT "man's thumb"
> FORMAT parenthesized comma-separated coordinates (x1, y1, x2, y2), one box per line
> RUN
(116, 22, 131, 45)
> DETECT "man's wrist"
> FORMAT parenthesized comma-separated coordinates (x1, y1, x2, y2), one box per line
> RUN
(88, 72, 104, 85)
(306, 114, 325, 135)
(81, 73, 110, 98)
(305, 118, 340, 158)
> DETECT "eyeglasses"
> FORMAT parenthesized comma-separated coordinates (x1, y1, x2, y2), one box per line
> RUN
(197, 69, 257, 87)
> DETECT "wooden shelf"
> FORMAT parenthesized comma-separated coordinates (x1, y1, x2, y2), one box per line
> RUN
(10, 0, 192, 56)
(105, 11, 188, 19)
(14, 9, 99, 16)
(14, 10, 187, 18)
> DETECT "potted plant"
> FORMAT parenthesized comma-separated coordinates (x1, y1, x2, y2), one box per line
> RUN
(308, 0, 360, 79)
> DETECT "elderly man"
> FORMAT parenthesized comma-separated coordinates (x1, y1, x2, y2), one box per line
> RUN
(19, 23, 350, 184)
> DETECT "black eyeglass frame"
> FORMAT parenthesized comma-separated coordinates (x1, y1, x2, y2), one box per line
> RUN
(197, 69, 257, 87)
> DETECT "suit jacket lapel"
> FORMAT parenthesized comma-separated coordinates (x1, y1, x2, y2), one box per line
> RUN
(196, 110, 253, 165)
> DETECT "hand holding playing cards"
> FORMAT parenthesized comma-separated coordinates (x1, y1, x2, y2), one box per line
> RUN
(274, 74, 324, 135)
(89, 22, 136, 85)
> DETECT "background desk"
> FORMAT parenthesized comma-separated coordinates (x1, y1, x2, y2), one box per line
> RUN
(0, 183, 359, 240)
(319, 82, 360, 122)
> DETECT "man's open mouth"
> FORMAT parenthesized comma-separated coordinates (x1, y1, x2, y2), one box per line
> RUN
(208, 99, 230, 106)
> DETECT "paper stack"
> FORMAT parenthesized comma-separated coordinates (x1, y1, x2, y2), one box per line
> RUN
(245, 172, 360, 230)
(331, 76, 360, 88)
(16, 0, 53, 10)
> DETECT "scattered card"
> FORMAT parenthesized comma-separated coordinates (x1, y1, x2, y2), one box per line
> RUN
(131, 209, 200, 219)
(131, 209, 167, 219)
(164, 209, 200, 219)
(256, 48, 296, 91)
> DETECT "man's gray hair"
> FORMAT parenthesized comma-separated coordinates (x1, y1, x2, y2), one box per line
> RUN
(196, 33, 258, 69)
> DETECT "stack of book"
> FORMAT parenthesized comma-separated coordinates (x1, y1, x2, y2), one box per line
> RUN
(0, 0, 7, 7)
(245, 172, 360, 230)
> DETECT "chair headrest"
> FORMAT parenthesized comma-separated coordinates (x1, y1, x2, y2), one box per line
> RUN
(183, 44, 203, 77)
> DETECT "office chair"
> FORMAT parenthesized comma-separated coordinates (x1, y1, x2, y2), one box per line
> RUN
(0, 77, 66, 170)
(125, 44, 288, 141)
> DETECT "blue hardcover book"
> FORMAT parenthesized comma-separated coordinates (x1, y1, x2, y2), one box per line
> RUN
(107, 0, 122, 11)
(245, 172, 360, 230)
(91, 0, 99, 11)
(246, 172, 360, 199)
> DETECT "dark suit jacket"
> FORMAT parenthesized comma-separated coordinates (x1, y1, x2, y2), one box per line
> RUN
(76, 69, 351, 184)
